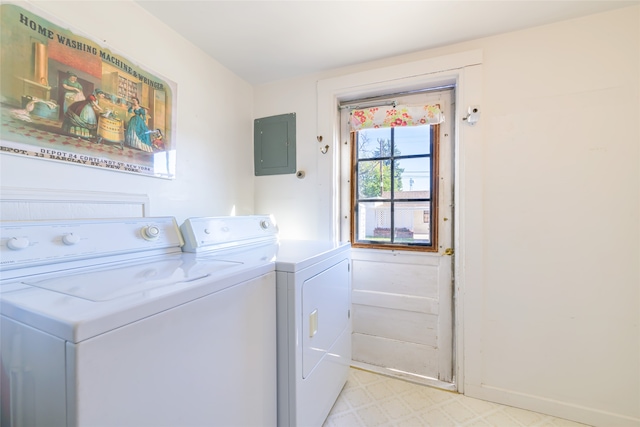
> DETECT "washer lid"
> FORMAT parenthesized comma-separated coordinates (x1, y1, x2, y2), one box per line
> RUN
(1, 257, 274, 343)
(22, 256, 240, 301)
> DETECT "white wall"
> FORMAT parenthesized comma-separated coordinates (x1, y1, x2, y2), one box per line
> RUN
(0, 0, 256, 222)
(254, 6, 639, 427)
(253, 79, 321, 238)
(463, 8, 639, 427)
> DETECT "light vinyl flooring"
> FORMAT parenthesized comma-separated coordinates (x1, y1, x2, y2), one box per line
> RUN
(323, 368, 592, 427)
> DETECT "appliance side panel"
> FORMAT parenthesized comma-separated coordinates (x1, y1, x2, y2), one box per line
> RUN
(0, 316, 67, 427)
(276, 270, 294, 427)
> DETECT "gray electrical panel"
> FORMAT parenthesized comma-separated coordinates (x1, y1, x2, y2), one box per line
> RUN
(254, 113, 296, 176)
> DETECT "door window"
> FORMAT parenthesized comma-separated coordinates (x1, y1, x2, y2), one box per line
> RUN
(349, 111, 442, 251)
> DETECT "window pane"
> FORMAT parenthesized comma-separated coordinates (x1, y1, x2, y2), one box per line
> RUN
(394, 126, 431, 156)
(394, 202, 431, 245)
(357, 128, 391, 159)
(395, 157, 431, 193)
(358, 160, 392, 198)
(356, 202, 391, 243)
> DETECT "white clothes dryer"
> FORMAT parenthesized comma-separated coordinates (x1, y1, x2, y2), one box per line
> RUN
(0, 217, 277, 427)
(180, 216, 352, 427)
(274, 239, 351, 427)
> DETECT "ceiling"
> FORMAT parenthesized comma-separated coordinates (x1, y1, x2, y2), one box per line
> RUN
(135, 1, 637, 85)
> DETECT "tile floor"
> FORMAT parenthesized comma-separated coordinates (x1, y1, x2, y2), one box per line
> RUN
(323, 368, 592, 427)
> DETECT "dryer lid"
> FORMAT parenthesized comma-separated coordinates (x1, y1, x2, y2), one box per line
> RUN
(275, 240, 350, 272)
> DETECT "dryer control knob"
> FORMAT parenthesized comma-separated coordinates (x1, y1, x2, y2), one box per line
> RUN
(62, 233, 80, 245)
(142, 225, 161, 240)
(7, 237, 29, 250)
(260, 220, 270, 230)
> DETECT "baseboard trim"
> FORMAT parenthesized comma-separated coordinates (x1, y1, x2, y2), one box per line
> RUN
(464, 383, 639, 427)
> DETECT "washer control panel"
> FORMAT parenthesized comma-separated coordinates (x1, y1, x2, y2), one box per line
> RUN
(0, 217, 183, 271)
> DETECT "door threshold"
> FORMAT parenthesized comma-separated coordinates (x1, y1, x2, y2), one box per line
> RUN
(350, 361, 457, 392)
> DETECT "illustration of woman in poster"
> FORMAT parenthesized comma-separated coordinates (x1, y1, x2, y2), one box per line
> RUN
(61, 89, 105, 139)
(124, 97, 153, 152)
(62, 72, 84, 113)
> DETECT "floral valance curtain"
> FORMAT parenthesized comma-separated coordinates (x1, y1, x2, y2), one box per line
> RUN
(349, 104, 444, 131)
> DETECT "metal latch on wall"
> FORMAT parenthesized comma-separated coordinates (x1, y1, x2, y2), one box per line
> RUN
(462, 105, 480, 125)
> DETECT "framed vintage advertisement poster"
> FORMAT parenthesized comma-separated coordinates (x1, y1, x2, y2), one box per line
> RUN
(0, 2, 177, 179)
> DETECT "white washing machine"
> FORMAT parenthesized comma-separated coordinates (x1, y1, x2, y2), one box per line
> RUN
(180, 216, 352, 427)
(0, 217, 277, 427)
(275, 240, 351, 427)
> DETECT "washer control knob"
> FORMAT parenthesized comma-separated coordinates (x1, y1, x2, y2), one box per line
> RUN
(142, 225, 161, 240)
(62, 233, 80, 246)
(260, 220, 270, 230)
(7, 237, 29, 250)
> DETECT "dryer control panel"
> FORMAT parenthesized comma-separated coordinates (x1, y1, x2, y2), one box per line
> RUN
(181, 215, 278, 253)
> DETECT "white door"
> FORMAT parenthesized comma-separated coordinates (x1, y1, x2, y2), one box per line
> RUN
(340, 88, 454, 388)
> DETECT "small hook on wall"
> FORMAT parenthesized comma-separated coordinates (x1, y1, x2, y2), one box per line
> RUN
(320, 145, 329, 154)
(317, 136, 323, 142)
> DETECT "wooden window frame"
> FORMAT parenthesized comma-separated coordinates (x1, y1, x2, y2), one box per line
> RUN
(349, 125, 440, 252)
